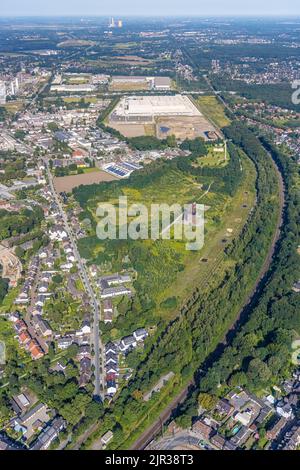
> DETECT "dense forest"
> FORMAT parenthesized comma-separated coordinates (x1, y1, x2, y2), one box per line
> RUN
(212, 76, 298, 111)
(174, 127, 300, 427)
(0, 206, 44, 242)
(0, 278, 9, 305)
(198, 136, 300, 391)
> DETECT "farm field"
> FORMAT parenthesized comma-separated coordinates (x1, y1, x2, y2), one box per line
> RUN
(53, 170, 118, 193)
(108, 122, 148, 137)
(62, 96, 98, 103)
(4, 100, 25, 114)
(109, 82, 150, 92)
(58, 40, 96, 48)
(196, 95, 231, 129)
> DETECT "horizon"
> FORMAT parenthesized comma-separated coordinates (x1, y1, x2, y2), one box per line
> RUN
(1, 13, 300, 19)
(1, 0, 300, 18)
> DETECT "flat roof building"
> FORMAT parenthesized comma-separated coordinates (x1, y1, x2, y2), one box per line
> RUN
(110, 95, 201, 123)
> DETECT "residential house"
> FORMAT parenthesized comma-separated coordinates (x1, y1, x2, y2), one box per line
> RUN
(223, 440, 237, 450)
(30, 417, 65, 450)
(230, 425, 252, 447)
(103, 299, 113, 324)
(32, 315, 52, 337)
(276, 402, 294, 419)
(192, 420, 213, 441)
(281, 424, 300, 450)
(215, 399, 233, 418)
(13, 403, 50, 440)
(101, 430, 113, 448)
(11, 393, 31, 415)
(57, 336, 74, 350)
(80, 318, 91, 335)
(210, 433, 226, 450)
(14, 319, 27, 334)
(105, 342, 118, 355)
(119, 335, 137, 352)
(38, 283, 49, 294)
(79, 357, 91, 388)
(19, 331, 31, 346)
(77, 344, 91, 359)
(133, 328, 148, 342)
(28, 340, 44, 360)
(107, 380, 117, 396)
(234, 410, 253, 426)
(267, 416, 288, 440)
(100, 286, 131, 299)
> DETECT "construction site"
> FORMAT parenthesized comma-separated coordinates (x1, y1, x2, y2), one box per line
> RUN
(108, 95, 220, 140)
(0, 243, 22, 288)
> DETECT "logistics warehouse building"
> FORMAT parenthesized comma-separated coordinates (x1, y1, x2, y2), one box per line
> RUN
(110, 94, 202, 123)
(110, 76, 171, 91)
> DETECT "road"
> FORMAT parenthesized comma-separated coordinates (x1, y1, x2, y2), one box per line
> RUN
(148, 432, 210, 450)
(130, 384, 192, 450)
(45, 162, 105, 399)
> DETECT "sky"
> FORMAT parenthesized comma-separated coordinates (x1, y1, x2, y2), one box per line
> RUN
(1, 0, 300, 17)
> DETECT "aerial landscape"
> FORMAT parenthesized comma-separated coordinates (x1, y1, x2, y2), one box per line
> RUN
(0, 0, 299, 459)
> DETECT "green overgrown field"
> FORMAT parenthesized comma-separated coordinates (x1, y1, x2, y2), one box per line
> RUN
(194, 145, 229, 168)
(273, 118, 300, 129)
(113, 42, 139, 49)
(196, 95, 231, 129)
(74, 145, 256, 339)
(62, 96, 98, 104)
(3, 100, 25, 114)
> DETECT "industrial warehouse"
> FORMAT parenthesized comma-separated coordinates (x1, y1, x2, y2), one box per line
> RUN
(109, 75, 171, 91)
(108, 94, 219, 140)
(110, 94, 201, 122)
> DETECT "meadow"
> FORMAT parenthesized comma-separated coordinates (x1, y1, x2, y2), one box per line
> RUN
(74, 147, 256, 339)
(196, 95, 231, 129)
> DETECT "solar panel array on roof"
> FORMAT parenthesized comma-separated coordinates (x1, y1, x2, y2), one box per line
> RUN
(107, 166, 127, 177)
(120, 161, 142, 171)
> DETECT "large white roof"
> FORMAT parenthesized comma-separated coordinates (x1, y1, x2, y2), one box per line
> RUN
(114, 95, 201, 117)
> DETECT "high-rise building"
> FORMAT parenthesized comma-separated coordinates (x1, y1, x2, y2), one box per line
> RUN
(109, 17, 115, 28)
(15, 77, 19, 93)
(118, 20, 123, 28)
(0, 81, 6, 104)
(211, 59, 220, 73)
